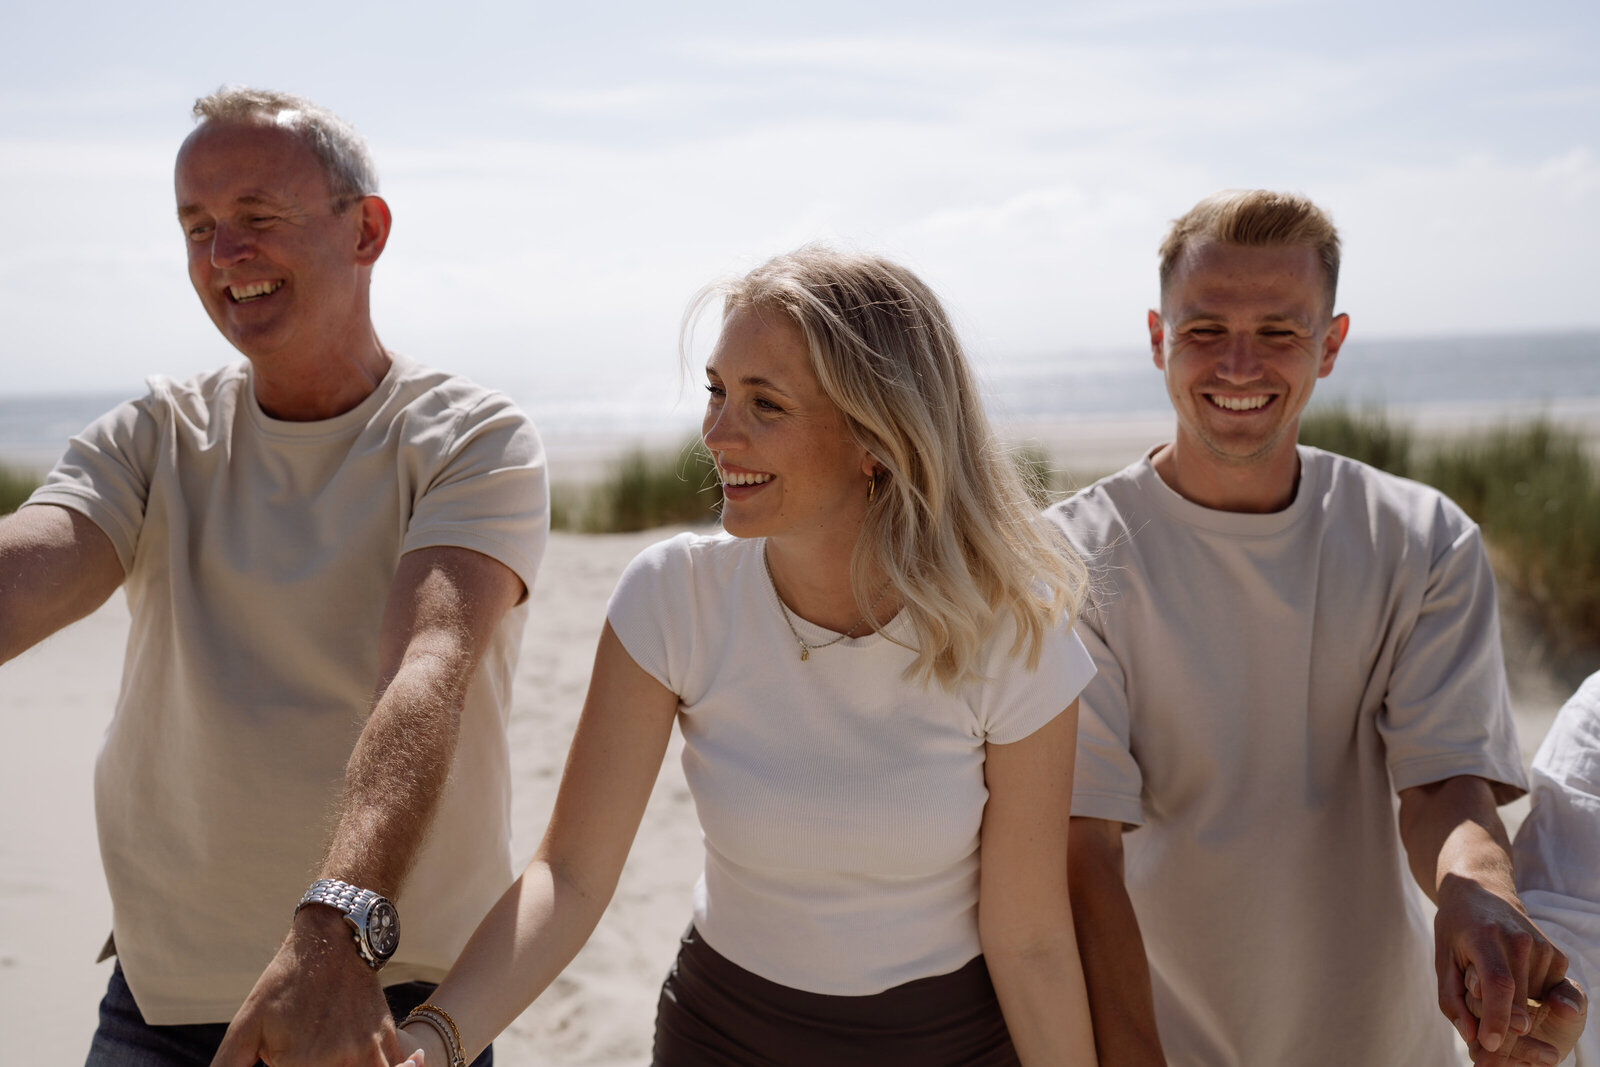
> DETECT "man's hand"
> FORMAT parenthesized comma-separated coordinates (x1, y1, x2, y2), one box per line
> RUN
(1436, 873, 1569, 1058)
(212, 907, 401, 1067)
(1463, 963, 1588, 1066)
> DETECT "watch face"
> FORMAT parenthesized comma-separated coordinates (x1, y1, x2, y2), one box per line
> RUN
(366, 900, 400, 959)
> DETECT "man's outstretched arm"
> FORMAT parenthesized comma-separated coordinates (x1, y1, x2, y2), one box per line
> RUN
(0, 504, 124, 665)
(1068, 815, 1168, 1065)
(1399, 775, 1569, 1063)
(212, 544, 524, 1067)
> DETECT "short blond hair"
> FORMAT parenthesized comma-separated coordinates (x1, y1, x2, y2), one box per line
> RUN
(688, 246, 1087, 690)
(1159, 190, 1341, 312)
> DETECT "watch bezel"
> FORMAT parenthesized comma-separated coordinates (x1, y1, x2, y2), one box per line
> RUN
(361, 897, 401, 963)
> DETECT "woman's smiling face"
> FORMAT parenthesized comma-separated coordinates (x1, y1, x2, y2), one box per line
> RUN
(702, 306, 874, 545)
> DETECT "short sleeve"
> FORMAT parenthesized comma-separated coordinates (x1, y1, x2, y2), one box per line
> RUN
(974, 615, 1095, 746)
(1514, 675, 1600, 904)
(605, 533, 699, 695)
(401, 393, 550, 599)
(25, 391, 162, 572)
(1379, 520, 1527, 796)
(1068, 607, 1147, 826)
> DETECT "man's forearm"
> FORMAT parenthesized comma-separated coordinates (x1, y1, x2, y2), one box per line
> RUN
(1399, 775, 1570, 1056)
(1068, 817, 1167, 1065)
(316, 546, 523, 896)
(318, 648, 472, 894)
(1398, 776, 1516, 903)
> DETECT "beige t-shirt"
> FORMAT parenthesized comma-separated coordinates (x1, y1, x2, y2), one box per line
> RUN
(1044, 446, 1525, 1067)
(27, 355, 548, 1024)
(607, 531, 1096, 995)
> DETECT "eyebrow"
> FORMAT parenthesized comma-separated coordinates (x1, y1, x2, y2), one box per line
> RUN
(1179, 308, 1311, 327)
(704, 366, 799, 400)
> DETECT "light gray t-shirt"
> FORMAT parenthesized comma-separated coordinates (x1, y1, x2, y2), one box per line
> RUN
(1044, 446, 1526, 1067)
(27, 355, 548, 1023)
(1514, 672, 1600, 1067)
(606, 531, 1095, 995)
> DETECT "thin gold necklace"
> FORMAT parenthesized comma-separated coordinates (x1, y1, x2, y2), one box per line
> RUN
(763, 548, 892, 662)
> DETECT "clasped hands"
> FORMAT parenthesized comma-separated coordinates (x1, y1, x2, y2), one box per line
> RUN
(1438, 874, 1587, 1066)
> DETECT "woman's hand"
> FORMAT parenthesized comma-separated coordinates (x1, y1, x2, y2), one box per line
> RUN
(393, 1020, 441, 1066)
(1463, 962, 1587, 1066)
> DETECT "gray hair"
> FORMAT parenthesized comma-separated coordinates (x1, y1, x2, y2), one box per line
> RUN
(191, 86, 378, 207)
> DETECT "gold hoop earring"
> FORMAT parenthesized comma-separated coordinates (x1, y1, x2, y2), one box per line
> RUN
(867, 471, 877, 503)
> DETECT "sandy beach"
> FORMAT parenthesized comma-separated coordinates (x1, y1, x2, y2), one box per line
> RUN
(0, 512, 1585, 1064)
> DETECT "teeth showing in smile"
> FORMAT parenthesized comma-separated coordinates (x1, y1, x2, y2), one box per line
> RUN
(229, 280, 284, 303)
(721, 470, 774, 487)
(1209, 394, 1270, 411)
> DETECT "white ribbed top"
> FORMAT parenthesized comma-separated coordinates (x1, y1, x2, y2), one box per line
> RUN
(607, 531, 1093, 995)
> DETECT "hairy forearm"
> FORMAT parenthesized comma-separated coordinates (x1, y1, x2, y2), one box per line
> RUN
(318, 645, 472, 893)
(1398, 776, 1516, 902)
(1068, 819, 1166, 1065)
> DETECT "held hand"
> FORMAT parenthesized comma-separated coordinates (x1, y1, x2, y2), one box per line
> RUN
(1464, 964, 1588, 1066)
(1436, 874, 1568, 1058)
(391, 1021, 440, 1067)
(211, 907, 401, 1067)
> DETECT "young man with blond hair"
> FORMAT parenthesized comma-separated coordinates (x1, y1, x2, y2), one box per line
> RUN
(1049, 189, 1579, 1066)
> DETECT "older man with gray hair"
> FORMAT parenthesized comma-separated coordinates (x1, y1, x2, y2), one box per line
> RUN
(0, 87, 547, 1065)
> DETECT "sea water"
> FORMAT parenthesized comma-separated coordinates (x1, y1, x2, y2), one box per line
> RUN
(3, 330, 1596, 472)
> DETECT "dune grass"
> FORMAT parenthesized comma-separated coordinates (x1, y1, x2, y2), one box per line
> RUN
(1298, 405, 1600, 654)
(1297, 405, 1414, 477)
(0, 463, 39, 515)
(551, 437, 723, 533)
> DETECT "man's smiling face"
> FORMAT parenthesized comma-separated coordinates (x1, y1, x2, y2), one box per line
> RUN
(1151, 239, 1348, 469)
(174, 120, 366, 365)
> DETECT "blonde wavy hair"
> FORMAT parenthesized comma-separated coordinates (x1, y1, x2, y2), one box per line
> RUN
(687, 246, 1087, 689)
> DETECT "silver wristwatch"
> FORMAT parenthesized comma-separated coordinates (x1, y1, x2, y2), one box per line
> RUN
(295, 878, 400, 970)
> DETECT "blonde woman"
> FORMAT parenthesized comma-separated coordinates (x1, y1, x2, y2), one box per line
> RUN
(393, 248, 1098, 1066)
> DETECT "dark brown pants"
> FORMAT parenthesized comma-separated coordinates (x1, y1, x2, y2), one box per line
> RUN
(652, 926, 1021, 1067)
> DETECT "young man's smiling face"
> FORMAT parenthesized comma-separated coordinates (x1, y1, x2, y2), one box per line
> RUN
(174, 120, 370, 366)
(1151, 239, 1348, 476)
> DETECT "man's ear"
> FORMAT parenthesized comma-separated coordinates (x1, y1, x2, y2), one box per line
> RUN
(1319, 312, 1350, 379)
(353, 195, 392, 266)
(1148, 309, 1166, 370)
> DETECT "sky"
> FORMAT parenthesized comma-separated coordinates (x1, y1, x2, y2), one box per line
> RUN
(2, 0, 1596, 428)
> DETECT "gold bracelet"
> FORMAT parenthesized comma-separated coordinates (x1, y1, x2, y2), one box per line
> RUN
(402, 1003, 466, 1067)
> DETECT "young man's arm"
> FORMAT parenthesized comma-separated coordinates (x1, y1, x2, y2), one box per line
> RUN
(212, 544, 524, 1067)
(1068, 815, 1168, 1065)
(0, 504, 124, 665)
(1399, 775, 1569, 1062)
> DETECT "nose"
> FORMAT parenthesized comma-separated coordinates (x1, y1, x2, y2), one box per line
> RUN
(702, 400, 745, 455)
(209, 222, 256, 269)
(1214, 335, 1264, 384)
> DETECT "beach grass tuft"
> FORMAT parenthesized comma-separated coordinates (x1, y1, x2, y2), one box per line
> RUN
(1422, 420, 1600, 653)
(552, 437, 723, 533)
(1301, 404, 1600, 653)
(1297, 405, 1414, 477)
(1, 463, 40, 515)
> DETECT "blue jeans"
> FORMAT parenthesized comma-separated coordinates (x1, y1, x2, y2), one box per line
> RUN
(86, 962, 493, 1066)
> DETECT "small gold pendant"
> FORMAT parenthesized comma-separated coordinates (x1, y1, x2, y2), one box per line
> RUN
(800, 648, 810, 661)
